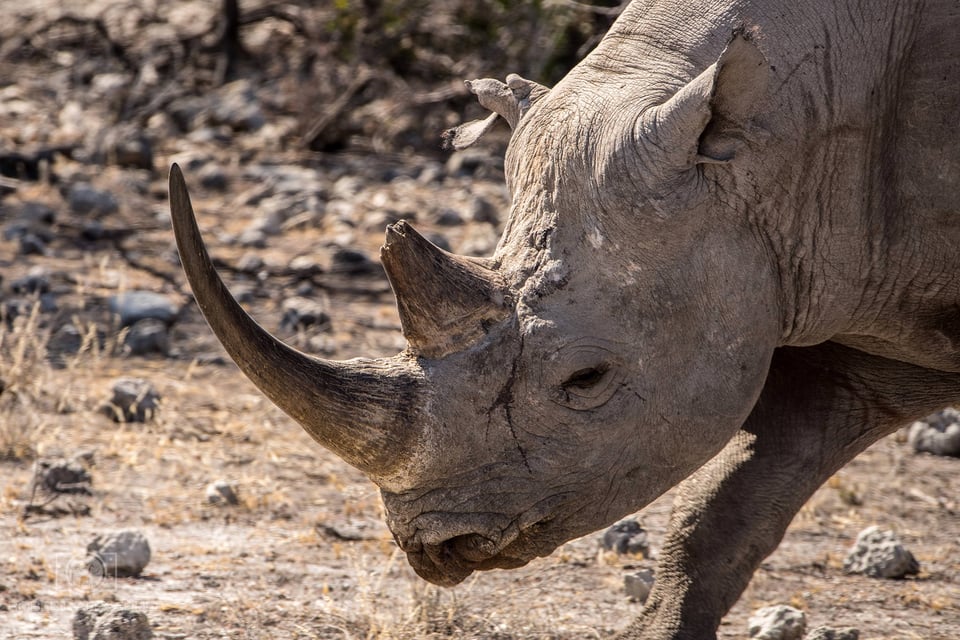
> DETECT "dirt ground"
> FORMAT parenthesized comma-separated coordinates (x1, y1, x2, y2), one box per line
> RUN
(1, 2, 959, 639)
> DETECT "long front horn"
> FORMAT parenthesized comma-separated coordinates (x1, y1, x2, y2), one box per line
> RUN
(169, 164, 423, 480)
(380, 221, 510, 358)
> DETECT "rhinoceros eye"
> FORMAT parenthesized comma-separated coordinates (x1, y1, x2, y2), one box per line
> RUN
(562, 366, 609, 390)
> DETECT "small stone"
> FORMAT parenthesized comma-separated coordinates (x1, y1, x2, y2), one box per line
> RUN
(198, 163, 228, 190)
(281, 297, 331, 331)
(602, 519, 651, 557)
(425, 232, 452, 253)
(331, 175, 364, 199)
(34, 458, 92, 494)
(123, 319, 169, 356)
(416, 162, 444, 184)
(210, 80, 265, 132)
(467, 197, 499, 224)
(18, 233, 47, 255)
(624, 569, 654, 603)
(434, 208, 463, 226)
(102, 378, 160, 423)
(908, 408, 960, 457)
(287, 255, 322, 276)
(86, 530, 151, 578)
(109, 291, 178, 328)
(235, 253, 265, 274)
(843, 526, 919, 578)
(103, 126, 154, 170)
(67, 183, 119, 216)
(445, 149, 500, 178)
(804, 627, 859, 640)
(81, 220, 107, 241)
(237, 227, 267, 248)
(9, 267, 50, 294)
(206, 480, 239, 506)
(748, 605, 807, 640)
(73, 602, 152, 640)
(17, 201, 57, 225)
(329, 248, 377, 275)
(458, 225, 499, 257)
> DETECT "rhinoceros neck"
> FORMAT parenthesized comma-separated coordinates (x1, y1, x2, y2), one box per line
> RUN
(730, 0, 960, 372)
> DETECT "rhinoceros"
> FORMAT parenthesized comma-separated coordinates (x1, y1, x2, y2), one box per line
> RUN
(169, 0, 959, 637)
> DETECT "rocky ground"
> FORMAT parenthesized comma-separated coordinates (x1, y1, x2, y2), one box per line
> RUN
(1, 1, 958, 639)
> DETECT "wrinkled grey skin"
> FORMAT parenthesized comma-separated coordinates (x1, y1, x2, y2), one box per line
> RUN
(170, 0, 960, 638)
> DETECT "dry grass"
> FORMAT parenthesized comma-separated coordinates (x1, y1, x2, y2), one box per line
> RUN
(0, 296, 126, 460)
(0, 301, 52, 460)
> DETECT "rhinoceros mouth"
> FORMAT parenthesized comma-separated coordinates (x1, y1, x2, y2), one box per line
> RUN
(402, 523, 561, 587)
(405, 535, 541, 586)
(390, 495, 573, 585)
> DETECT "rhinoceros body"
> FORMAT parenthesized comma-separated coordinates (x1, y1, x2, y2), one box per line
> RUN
(169, 0, 960, 637)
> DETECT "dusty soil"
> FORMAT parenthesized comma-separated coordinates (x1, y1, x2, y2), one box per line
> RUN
(1, 2, 958, 639)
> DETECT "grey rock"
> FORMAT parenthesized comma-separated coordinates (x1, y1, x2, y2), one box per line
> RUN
(804, 627, 859, 640)
(288, 255, 323, 276)
(86, 530, 151, 578)
(39, 293, 58, 313)
(329, 247, 377, 275)
(435, 208, 464, 226)
(123, 319, 169, 356)
(235, 253, 265, 274)
(281, 297, 330, 331)
(18, 233, 47, 255)
(331, 175, 364, 199)
(73, 602, 152, 640)
(425, 233, 452, 253)
(843, 526, 919, 578)
(102, 127, 153, 170)
(49, 323, 84, 356)
(210, 80, 265, 132)
(458, 225, 499, 257)
(468, 197, 500, 224)
(34, 458, 92, 494)
(416, 162, 444, 184)
(4, 203, 55, 246)
(9, 268, 50, 294)
(109, 291, 178, 327)
(198, 163, 228, 190)
(101, 378, 160, 423)
(206, 480, 239, 506)
(624, 569, 654, 603)
(318, 518, 384, 541)
(908, 408, 960, 456)
(17, 201, 56, 225)
(230, 282, 257, 304)
(295, 281, 315, 297)
(602, 519, 651, 557)
(68, 183, 118, 216)
(748, 605, 807, 640)
(445, 149, 501, 177)
(168, 96, 207, 132)
(237, 227, 267, 248)
(81, 220, 107, 241)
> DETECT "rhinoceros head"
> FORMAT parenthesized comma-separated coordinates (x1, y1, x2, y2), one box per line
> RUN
(170, 33, 780, 586)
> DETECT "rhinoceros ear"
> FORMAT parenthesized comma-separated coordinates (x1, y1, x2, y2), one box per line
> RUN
(442, 74, 551, 150)
(641, 30, 770, 168)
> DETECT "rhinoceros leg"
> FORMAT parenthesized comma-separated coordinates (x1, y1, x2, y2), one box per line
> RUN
(621, 343, 960, 640)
